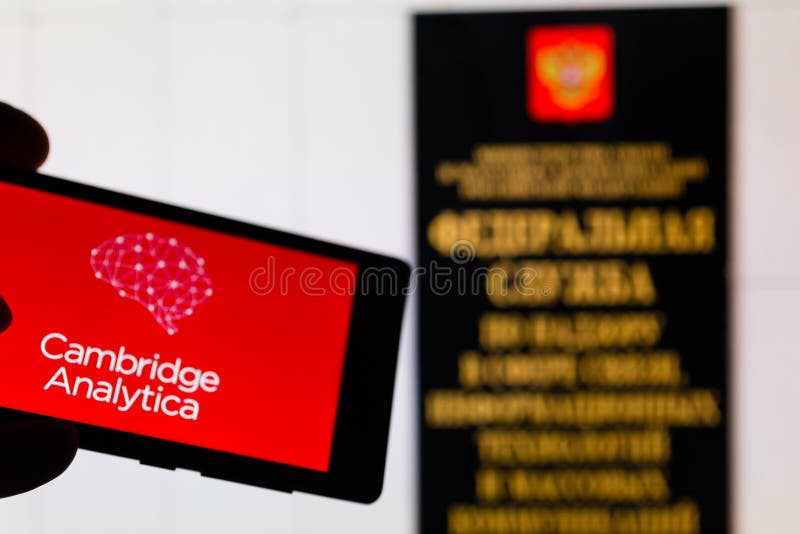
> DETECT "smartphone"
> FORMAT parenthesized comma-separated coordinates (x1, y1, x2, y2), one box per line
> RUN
(0, 167, 409, 504)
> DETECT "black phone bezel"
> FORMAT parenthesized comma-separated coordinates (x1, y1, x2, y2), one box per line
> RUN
(0, 167, 410, 504)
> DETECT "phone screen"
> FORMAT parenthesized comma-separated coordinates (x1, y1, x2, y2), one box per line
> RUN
(0, 180, 358, 473)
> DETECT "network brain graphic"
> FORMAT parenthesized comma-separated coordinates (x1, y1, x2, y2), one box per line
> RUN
(90, 233, 213, 335)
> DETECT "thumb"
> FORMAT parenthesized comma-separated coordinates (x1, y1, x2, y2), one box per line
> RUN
(0, 295, 11, 334)
(0, 296, 79, 498)
(0, 102, 49, 170)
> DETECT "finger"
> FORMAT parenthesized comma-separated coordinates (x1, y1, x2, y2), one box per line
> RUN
(0, 419, 78, 498)
(0, 295, 9, 334)
(0, 102, 49, 170)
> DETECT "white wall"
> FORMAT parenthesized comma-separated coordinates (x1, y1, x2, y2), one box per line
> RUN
(0, 0, 798, 532)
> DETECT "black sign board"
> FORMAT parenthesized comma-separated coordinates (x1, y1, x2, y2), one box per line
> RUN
(416, 8, 728, 534)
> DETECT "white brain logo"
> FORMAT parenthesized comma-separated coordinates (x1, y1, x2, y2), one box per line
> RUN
(90, 233, 213, 335)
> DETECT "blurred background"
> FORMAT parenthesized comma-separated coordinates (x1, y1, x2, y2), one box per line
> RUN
(0, 0, 797, 532)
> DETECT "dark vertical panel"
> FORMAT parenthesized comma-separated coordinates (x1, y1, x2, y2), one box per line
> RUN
(417, 8, 728, 534)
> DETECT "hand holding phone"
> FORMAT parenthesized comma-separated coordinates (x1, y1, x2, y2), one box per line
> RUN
(0, 103, 409, 503)
(0, 102, 78, 498)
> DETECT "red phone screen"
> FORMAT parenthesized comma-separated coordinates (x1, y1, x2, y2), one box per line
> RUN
(0, 181, 357, 473)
